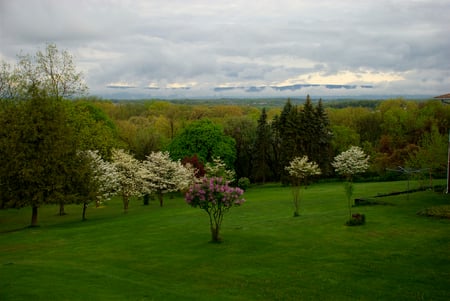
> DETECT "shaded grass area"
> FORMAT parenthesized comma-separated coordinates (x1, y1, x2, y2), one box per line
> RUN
(1, 180, 449, 300)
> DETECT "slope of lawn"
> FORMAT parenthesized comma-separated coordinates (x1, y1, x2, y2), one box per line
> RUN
(1, 180, 449, 301)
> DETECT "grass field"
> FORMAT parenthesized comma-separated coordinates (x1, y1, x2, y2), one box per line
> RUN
(1, 180, 449, 300)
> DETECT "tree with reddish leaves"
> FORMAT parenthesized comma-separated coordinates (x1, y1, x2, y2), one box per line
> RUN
(181, 154, 206, 178)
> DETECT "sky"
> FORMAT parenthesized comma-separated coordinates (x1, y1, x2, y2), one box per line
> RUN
(1, 0, 449, 99)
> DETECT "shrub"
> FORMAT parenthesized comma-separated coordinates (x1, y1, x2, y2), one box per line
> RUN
(185, 177, 245, 242)
(417, 205, 450, 219)
(346, 213, 366, 226)
(237, 177, 251, 190)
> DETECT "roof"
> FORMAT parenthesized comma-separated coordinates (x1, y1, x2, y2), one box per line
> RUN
(434, 93, 450, 99)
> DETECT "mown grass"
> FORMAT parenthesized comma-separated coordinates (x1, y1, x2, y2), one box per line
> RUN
(1, 180, 449, 300)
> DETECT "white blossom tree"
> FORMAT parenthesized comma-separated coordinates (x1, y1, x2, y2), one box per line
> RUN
(140, 151, 196, 206)
(205, 157, 236, 182)
(332, 146, 370, 219)
(285, 156, 321, 217)
(111, 149, 144, 212)
(77, 150, 119, 220)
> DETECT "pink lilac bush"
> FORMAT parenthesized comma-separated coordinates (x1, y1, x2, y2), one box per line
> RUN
(185, 177, 245, 242)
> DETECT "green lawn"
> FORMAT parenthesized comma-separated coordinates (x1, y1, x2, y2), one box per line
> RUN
(1, 180, 449, 300)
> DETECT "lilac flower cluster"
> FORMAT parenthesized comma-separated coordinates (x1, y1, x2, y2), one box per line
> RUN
(185, 177, 245, 209)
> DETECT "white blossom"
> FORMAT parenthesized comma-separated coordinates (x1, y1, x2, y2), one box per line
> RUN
(140, 151, 196, 206)
(81, 150, 119, 205)
(205, 157, 236, 181)
(285, 155, 321, 217)
(332, 146, 370, 178)
(285, 156, 321, 180)
(111, 149, 144, 211)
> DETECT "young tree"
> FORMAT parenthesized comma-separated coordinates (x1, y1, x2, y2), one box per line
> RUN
(111, 149, 143, 212)
(332, 146, 370, 220)
(185, 177, 245, 242)
(285, 156, 321, 217)
(140, 151, 195, 207)
(75, 150, 119, 220)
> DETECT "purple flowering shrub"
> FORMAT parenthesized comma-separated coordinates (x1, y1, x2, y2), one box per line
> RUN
(185, 177, 245, 242)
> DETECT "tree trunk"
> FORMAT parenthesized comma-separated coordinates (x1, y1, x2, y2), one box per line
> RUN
(158, 192, 164, 207)
(123, 197, 129, 213)
(59, 201, 66, 216)
(210, 224, 221, 243)
(143, 194, 150, 206)
(30, 206, 39, 227)
(82, 202, 87, 221)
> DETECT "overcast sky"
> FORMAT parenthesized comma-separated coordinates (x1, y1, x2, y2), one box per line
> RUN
(1, 0, 449, 99)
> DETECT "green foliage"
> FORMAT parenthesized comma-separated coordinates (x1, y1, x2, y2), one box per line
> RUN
(0, 89, 80, 225)
(67, 100, 119, 158)
(224, 116, 257, 180)
(168, 119, 236, 168)
(237, 177, 251, 190)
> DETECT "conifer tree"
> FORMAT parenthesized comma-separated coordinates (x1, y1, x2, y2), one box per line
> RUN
(252, 108, 272, 183)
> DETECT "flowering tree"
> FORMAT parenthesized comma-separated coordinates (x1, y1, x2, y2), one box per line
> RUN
(285, 156, 321, 217)
(205, 157, 236, 182)
(77, 150, 119, 220)
(111, 149, 144, 212)
(185, 177, 245, 242)
(332, 146, 370, 219)
(140, 151, 196, 206)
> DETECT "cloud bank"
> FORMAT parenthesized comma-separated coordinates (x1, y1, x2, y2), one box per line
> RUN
(1, 0, 449, 99)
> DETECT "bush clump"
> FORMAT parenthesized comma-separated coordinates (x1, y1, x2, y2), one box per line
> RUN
(346, 213, 366, 226)
(237, 177, 251, 190)
(417, 205, 450, 219)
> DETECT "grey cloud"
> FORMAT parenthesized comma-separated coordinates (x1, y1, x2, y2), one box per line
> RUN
(1, 0, 449, 99)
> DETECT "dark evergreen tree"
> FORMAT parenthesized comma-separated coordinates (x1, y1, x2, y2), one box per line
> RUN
(252, 108, 272, 183)
(314, 98, 333, 175)
(270, 115, 282, 181)
(278, 100, 300, 184)
(224, 116, 257, 180)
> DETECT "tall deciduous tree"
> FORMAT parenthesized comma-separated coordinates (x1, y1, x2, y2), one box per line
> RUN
(168, 119, 236, 168)
(16, 43, 88, 100)
(0, 89, 79, 226)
